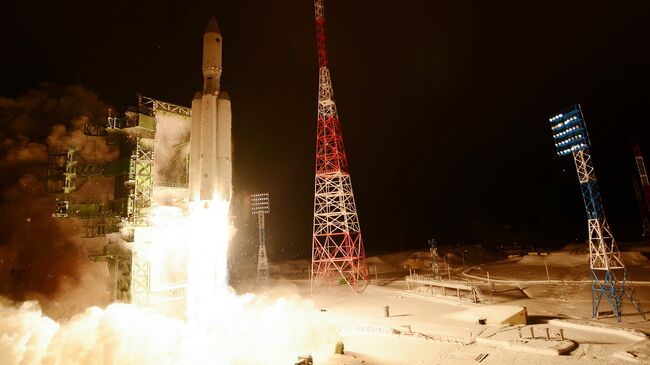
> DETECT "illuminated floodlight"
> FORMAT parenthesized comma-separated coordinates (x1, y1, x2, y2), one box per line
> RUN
(549, 104, 590, 156)
(251, 193, 270, 214)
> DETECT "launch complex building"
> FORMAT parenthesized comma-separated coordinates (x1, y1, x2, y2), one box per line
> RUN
(46, 18, 232, 308)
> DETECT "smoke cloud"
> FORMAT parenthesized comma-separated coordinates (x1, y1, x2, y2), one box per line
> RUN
(0, 291, 339, 365)
(153, 110, 190, 185)
(0, 84, 115, 317)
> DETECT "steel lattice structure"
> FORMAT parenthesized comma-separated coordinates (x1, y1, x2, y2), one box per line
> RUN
(311, 0, 368, 293)
(126, 112, 155, 305)
(251, 193, 270, 283)
(128, 134, 154, 227)
(632, 179, 650, 236)
(549, 105, 644, 321)
(632, 143, 650, 235)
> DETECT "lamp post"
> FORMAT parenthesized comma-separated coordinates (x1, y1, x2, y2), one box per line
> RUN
(251, 193, 270, 283)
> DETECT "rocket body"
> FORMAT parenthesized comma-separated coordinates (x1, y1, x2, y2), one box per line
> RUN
(189, 17, 232, 202)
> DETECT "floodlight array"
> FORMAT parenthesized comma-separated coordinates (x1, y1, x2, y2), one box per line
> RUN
(251, 193, 270, 214)
(549, 104, 590, 156)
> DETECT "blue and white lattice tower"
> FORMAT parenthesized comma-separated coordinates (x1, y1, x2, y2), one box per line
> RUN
(549, 104, 644, 321)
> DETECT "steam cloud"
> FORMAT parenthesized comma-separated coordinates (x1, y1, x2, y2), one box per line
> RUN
(153, 111, 190, 185)
(0, 291, 339, 365)
(0, 84, 341, 365)
(0, 83, 115, 317)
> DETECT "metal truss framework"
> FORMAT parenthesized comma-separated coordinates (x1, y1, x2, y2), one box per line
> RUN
(46, 151, 67, 193)
(138, 95, 192, 117)
(572, 149, 644, 320)
(130, 241, 151, 306)
(126, 136, 154, 305)
(127, 96, 192, 306)
(127, 137, 154, 227)
(82, 94, 191, 306)
(63, 147, 77, 194)
(256, 212, 270, 282)
(632, 143, 650, 236)
(89, 241, 132, 302)
(429, 239, 440, 278)
(125, 104, 156, 305)
(47, 145, 106, 196)
(634, 144, 650, 195)
(633, 180, 650, 236)
(311, 0, 368, 294)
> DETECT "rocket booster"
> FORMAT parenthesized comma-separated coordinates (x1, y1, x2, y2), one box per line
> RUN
(202, 17, 222, 95)
(189, 17, 232, 203)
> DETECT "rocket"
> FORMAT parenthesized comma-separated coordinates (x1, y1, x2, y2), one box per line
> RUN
(189, 17, 232, 203)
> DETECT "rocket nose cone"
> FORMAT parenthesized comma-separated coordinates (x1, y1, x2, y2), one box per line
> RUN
(205, 16, 221, 34)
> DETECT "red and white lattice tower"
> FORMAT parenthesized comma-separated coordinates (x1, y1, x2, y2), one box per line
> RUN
(311, 0, 369, 293)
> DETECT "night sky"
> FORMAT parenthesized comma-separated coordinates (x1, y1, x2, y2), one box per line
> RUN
(2, 0, 649, 259)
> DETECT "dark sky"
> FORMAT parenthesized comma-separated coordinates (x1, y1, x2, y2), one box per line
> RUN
(2, 0, 649, 258)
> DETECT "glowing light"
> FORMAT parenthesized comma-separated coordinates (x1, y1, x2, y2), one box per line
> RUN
(549, 105, 589, 156)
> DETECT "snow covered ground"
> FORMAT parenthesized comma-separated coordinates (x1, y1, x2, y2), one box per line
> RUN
(255, 248, 650, 364)
(3, 247, 648, 364)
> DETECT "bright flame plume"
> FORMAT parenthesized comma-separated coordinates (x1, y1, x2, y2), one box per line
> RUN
(186, 199, 231, 326)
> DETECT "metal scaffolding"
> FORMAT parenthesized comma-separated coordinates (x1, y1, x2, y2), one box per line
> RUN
(127, 135, 154, 227)
(124, 104, 157, 306)
(52, 94, 195, 306)
(46, 150, 67, 193)
(89, 241, 132, 302)
(138, 94, 192, 117)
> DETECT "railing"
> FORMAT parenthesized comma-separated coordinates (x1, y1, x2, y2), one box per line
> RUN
(334, 322, 470, 345)
(405, 274, 490, 304)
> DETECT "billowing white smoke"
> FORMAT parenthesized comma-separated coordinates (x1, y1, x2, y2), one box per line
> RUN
(153, 110, 190, 185)
(0, 292, 338, 365)
(0, 198, 340, 365)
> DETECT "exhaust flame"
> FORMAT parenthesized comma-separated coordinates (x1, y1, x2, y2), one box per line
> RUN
(0, 198, 339, 364)
(186, 199, 231, 326)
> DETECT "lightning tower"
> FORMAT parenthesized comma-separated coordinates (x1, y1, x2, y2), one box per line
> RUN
(310, 0, 369, 293)
(633, 142, 650, 236)
(251, 193, 270, 283)
(549, 105, 644, 321)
